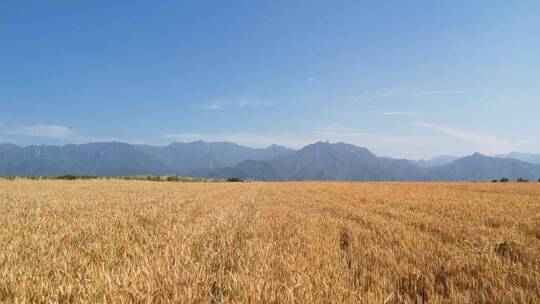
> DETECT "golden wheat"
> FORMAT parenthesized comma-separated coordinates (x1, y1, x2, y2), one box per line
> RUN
(0, 180, 539, 303)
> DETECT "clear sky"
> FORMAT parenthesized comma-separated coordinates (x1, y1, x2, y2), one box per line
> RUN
(1, 1, 539, 159)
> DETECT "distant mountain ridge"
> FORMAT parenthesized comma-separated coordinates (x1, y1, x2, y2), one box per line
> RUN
(409, 155, 461, 168)
(196, 142, 430, 181)
(430, 153, 540, 181)
(494, 152, 540, 165)
(0, 142, 172, 177)
(1, 141, 539, 181)
(0, 141, 293, 177)
(0, 143, 19, 151)
(135, 140, 293, 174)
(200, 142, 540, 181)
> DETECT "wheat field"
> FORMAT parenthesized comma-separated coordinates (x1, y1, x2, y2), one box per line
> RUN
(0, 180, 539, 303)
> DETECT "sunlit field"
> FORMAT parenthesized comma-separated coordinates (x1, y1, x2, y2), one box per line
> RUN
(0, 180, 539, 303)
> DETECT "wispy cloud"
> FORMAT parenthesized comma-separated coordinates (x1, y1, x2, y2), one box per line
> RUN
(372, 91, 395, 99)
(355, 88, 475, 102)
(236, 98, 274, 109)
(0, 125, 74, 139)
(0, 124, 151, 145)
(380, 111, 416, 116)
(192, 98, 276, 111)
(192, 102, 223, 111)
(413, 121, 513, 154)
(353, 90, 398, 103)
(415, 89, 471, 96)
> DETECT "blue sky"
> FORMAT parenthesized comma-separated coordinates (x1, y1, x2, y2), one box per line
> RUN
(1, 1, 539, 159)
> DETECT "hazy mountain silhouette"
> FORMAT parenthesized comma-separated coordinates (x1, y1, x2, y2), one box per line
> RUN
(409, 155, 461, 168)
(1, 141, 539, 181)
(135, 141, 293, 174)
(0, 141, 293, 177)
(494, 152, 540, 165)
(197, 142, 431, 181)
(431, 152, 540, 181)
(197, 143, 540, 181)
(0, 143, 19, 153)
(0, 142, 172, 176)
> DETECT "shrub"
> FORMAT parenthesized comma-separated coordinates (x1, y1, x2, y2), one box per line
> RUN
(226, 177, 243, 182)
(500, 177, 509, 183)
(55, 175, 97, 180)
(166, 176, 194, 182)
(491, 179, 498, 183)
(517, 178, 529, 183)
(166, 176, 179, 182)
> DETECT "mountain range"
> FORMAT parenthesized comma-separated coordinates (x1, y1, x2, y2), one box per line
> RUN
(408, 152, 540, 168)
(1, 141, 539, 181)
(494, 152, 540, 165)
(408, 155, 461, 168)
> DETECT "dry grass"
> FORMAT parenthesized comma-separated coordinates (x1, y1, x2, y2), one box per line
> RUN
(0, 180, 539, 303)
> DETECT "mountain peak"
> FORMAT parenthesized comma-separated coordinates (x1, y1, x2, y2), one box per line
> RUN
(0, 143, 19, 153)
(307, 141, 355, 148)
(301, 141, 333, 151)
(265, 144, 289, 151)
(312, 141, 331, 146)
(298, 141, 377, 160)
(471, 152, 486, 158)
